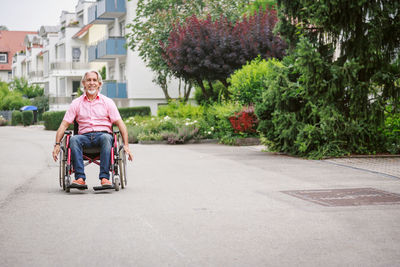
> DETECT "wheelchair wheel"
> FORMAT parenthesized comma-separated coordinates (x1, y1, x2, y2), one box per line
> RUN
(59, 150, 65, 189)
(65, 165, 71, 193)
(119, 149, 127, 188)
(113, 173, 120, 191)
(118, 135, 127, 188)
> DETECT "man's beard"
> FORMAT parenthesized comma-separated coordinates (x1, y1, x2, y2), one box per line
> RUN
(87, 89, 97, 95)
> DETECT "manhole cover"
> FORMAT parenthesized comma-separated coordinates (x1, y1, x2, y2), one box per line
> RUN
(282, 188, 400, 207)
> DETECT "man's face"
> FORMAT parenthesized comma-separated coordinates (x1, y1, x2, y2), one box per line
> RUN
(83, 72, 101, 96)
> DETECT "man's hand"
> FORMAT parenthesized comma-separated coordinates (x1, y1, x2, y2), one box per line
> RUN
(114, 119, 133, 161)
(124, 144, 133, 161)
(53, 145, 60, 161)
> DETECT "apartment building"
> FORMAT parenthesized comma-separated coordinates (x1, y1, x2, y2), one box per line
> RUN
(0, 30, 37, 82)
(12, 0, 186, 113)
(87, 0, 183, 113)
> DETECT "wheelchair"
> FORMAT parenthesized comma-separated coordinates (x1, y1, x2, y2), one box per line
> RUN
(58, 123, 127, 193)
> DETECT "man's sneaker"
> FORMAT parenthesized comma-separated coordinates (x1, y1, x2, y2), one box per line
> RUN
(72, 178, 86, 185)
(101, 178, 112, 187)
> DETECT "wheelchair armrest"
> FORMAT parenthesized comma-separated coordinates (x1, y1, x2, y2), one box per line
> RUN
(64, 130, 72, 135)
(113, 129, 120, 134)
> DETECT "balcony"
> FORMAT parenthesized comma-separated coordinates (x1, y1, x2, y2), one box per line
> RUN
(97, 37, 127, 59)
(50, 62, 90, 70)
(29, 71, 44, 78)
(97, 0, 126, 18)
(88, 4, 114, 24)
(88, 0, 126, 24)
(88, 45, 98, 62)
(102, 81, 127, 98)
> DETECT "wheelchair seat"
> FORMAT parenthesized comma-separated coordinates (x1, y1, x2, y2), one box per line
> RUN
(83, 146, 101, 155)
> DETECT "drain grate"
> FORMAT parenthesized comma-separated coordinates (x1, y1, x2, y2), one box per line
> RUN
(282, 188, 400, 207)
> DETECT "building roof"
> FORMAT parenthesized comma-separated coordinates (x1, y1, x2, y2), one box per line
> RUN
(72, 24, 93, 39)
(0, 30, 37, 71)
(39, 26, 59, 37)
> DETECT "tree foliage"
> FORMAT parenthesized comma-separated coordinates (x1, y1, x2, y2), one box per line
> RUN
(256, 38, 388, 158)
(161, 10, 286, 99)
(126, 0, 249, 101)
(0, 81, 30, 110)
(252, 0, 400, 157)
(276, 0, 400, 109)
(9, 77, 44, 99)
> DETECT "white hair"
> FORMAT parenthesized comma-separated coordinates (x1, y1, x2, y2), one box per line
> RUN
(80, 70, 103, 92)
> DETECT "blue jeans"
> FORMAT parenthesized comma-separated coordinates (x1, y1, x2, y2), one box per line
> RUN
(69, 132, 113, 181)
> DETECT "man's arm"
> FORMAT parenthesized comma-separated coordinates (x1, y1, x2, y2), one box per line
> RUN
(114, 119, 133, 161)
(52, 120, 70, 161)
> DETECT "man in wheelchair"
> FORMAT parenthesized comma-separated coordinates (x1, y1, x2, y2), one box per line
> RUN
(52, 70, 133, 191)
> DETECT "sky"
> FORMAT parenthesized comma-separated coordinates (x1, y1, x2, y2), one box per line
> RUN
(1, 0, 78, 31)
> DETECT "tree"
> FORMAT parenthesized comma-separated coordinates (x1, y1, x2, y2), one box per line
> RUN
(0, 81, 30, 110)
(161, 10, 286, 99)
(253, 1, 400, 158)
(9, 77, 43, 98)
(126, 0, 250, 101)
(0, 26, 8, 31)
(276, 0, 400, 112)
(243, 0, 277, 15)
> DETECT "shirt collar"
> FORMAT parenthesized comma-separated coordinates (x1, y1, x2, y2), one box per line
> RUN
(83, 92, 101, 101)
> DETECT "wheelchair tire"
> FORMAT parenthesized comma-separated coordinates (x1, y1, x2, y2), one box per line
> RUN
(59, 151, 65, 188)
(65, 165, 71, 193)
(119, 149, 127, 188)
(114, 176, 120, 191)
(118, 135, 127, 188)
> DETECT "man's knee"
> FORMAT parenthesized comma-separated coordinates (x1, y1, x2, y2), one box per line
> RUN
(99, 133, 113, 146)
(69, 136, 79, 147)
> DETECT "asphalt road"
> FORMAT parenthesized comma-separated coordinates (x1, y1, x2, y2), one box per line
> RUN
(0, 126, 399, 267)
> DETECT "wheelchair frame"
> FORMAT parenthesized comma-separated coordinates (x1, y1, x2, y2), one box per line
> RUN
(58, 129, 127, 192)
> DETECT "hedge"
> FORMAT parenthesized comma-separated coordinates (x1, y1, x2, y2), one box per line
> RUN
(22, 111, 33, 126)
(43, 111, 67, 130)
(11, 111, 23, 126)
(43, 106, 151, 130)
(118, 106, 151, 119)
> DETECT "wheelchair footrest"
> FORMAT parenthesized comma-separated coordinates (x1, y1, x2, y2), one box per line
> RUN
(93, 185, 115, 191)
(67, 184, 88, 190)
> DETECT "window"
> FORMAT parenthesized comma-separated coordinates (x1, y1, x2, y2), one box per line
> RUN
(72, 81, 80, 93)
(72, 47, 81, 62)
(108, 26, 114, 37)
(0, 53, 7, 63)
(119, 20, 125, 36)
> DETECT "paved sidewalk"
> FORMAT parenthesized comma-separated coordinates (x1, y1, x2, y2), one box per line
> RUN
(249, 145, 400, 179)
(324, 156, 400, 179)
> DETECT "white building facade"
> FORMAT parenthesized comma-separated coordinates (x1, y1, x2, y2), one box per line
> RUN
(12, 0, 189, 113)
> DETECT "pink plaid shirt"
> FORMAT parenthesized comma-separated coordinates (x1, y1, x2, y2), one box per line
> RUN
(63, 93, 121, 135)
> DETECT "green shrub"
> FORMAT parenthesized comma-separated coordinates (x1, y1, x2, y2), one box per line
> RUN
(0, 115, 8, 126)
(11, 111, 23, 125)
(137, 132, 164, 141)
(202, 102, 243, 143)
(118, 106, 151, 119)
(43, 111, 67, 130)
(157, 100, 204, 119)
(22, 111, 33, 126)
(125, 115, 202, 144)
(193, 81, 229, 105)
(255, 38, 386, 159)
(383, 104, 400, 154)
(228, 57, 283, 105)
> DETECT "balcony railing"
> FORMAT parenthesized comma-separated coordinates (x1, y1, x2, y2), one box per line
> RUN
(50, 62, 90, 70)
(29, 71, 44, 77)
(88, 45, 98, 62)
(88, 0, 125, 24)
(102, 81, 127, 98)
(97, 0, 126, 18)
(97, 37, 127, 59)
